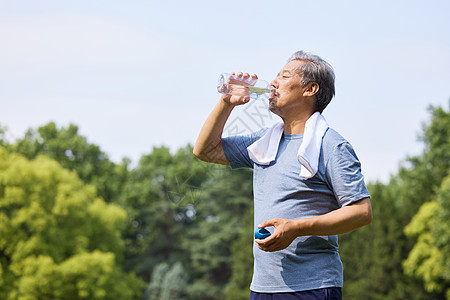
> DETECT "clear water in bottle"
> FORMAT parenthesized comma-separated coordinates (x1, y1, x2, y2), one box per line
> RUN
(217, 73, 272, 101)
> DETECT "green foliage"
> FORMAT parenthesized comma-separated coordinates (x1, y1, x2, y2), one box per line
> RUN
(341, 182, 393, 299)
(404, 175, 450, 298)
(225, 207, 254, 300)
(0, 124, 6, 146)
(341, 180, 431, 299)
(0, 147, 145, 299)
(160, 262, 188, 300)
(119, 145, 210, 280)
(8, 251, 143, 300)
(119, 142, 254, 299)
(0, 101, 448, 299)
(183, 166, 253, 300)
(420, 105, 450, 182)
(401, 104, 450, 298)
(1, 121, 255, 299)
(339, 103, 449, 300)
(144, 262, 170, 300)
(8, 122, 127, 203)
(144, 261, 188, 300)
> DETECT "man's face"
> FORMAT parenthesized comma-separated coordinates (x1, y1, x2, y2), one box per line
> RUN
(269, 60, 309, 117)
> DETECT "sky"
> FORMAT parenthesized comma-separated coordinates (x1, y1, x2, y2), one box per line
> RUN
(1, 0, 449, 183)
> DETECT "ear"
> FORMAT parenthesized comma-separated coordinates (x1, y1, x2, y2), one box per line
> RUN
(303, 82, 319, 97)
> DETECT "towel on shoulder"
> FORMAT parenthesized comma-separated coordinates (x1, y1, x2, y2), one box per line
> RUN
(247, 112, 329, 179)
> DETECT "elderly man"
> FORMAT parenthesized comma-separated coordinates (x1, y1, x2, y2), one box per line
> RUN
(193, 51, 372, 300)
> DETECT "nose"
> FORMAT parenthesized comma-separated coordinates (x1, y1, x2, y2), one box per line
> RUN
(270, 77, 279, 89)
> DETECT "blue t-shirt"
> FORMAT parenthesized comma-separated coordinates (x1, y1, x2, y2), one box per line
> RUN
(222, 128, 370, 293)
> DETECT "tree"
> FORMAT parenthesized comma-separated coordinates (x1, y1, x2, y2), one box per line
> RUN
(119, 145, 210, 280)
(225, 207, 254, 300)
(403, 175, 450, 299)
(183, 165, 253, 300)
(119, 143, 254, 299)
(144, 262, 188, 300)
(160, 262, 188, 300)
(339, 103, 449, 299)
(340, 181, 429, 299)
(0, 124, 6, 146)
(144, 262, 170, 300)
(402, 103, 450, 299)
(9, 122, 127, 203)
(0, 147, 145, 299)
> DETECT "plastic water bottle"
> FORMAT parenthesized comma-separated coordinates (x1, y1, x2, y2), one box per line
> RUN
(217, 73, 272, 101)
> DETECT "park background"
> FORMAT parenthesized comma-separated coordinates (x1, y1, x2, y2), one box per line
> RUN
(0, 0, 449, 299)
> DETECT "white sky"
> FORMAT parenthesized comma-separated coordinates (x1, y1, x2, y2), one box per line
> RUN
(1, 0, 449, 183)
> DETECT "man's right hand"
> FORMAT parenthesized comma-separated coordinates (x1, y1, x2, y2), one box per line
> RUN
(193, 72, 257, 165)
(221, 72, 258, 106)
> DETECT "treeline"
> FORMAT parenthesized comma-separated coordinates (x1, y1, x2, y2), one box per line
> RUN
(0, 103, 448, 299)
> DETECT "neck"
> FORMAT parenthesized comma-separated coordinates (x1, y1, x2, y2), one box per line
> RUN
(282, 119, 306, 134)
(282, 111, 315, 134)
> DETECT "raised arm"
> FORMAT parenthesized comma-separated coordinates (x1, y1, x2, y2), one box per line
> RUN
(193, 73, 256, 165)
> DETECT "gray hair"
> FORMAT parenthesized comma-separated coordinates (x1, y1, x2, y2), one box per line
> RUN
(288, 51, 335, 113)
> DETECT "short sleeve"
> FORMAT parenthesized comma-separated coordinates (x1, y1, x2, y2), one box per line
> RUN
(325, 142, 371, 207)
(222, 129, 267, 169)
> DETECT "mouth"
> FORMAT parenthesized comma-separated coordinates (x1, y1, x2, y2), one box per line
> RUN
(269, 89, 278, 100)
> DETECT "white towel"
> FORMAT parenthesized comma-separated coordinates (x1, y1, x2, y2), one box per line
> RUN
(246, 112, 329, 178)
(247, 121, 284, 165)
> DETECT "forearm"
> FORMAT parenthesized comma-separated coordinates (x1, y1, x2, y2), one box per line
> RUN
(193, 96, 235, 164)
(255, 198, 372, 252)
(294, 197, 372, 236)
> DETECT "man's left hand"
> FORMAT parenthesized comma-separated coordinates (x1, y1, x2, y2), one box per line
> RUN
(255, 218, 299, 252)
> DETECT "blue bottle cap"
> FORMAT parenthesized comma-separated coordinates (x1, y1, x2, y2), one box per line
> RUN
(254, 228, 271, 240)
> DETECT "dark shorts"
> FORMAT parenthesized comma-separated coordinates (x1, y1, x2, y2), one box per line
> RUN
(250, 287, 342, 300)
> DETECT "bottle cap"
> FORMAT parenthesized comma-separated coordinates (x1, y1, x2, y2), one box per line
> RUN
(254, 228, 271, 240)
